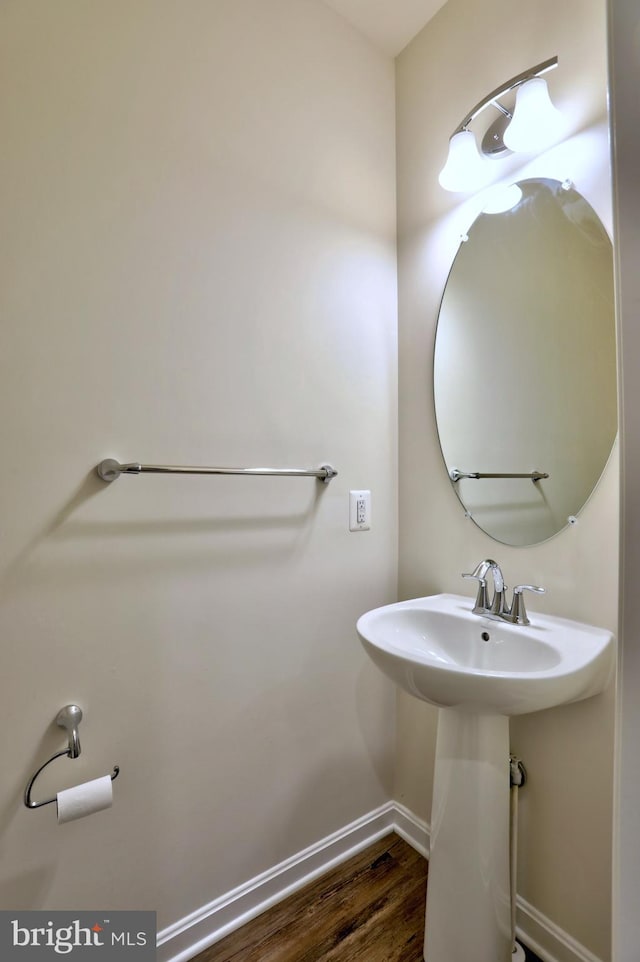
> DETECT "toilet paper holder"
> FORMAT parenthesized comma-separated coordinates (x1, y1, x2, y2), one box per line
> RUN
(24, 704, 119, 810)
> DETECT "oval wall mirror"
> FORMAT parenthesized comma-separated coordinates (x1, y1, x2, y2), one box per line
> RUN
(433, 177, 617, 547)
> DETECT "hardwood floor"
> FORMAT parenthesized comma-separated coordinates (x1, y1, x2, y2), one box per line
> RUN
(192, 833, 542, 962)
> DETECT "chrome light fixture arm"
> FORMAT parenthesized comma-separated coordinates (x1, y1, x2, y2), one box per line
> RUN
(449, 56, 558, 138)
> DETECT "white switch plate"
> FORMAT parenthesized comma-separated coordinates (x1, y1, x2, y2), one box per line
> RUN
(349, 490, 371, 531)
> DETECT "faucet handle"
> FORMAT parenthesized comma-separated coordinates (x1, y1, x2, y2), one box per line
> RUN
(510, 584, 545, 626)
(462, 572, 489, 613)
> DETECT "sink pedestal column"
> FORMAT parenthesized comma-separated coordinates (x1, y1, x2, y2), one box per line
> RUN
(424, 709, 511, 962)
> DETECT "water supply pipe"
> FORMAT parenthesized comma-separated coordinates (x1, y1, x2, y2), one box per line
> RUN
(510, 754, 527, 961)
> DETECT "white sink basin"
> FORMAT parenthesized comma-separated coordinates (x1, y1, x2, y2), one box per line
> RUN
(357, 593, 614, 715)
(357, 591, 615, 961)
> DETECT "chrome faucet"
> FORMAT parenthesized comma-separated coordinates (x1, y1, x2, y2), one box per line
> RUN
(462, 560, 545, 625)
(462, 559, 506, 615)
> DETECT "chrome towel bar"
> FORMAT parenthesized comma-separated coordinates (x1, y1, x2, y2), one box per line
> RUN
(449, 468, 549, 482)
(97, 459, 338, 484)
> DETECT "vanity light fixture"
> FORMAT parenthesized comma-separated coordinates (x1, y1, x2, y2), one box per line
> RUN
(438, 56, 561, 193)
(438, 129, 489, 192)
(502, 76, 563, 152)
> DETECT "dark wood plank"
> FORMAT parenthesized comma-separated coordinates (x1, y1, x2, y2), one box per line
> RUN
(193, 832, 544, 962)
(197, 834, 427, 962)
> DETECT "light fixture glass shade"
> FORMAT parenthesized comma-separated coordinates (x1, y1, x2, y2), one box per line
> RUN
(438, 129, 489, 192)
(502, 77, 563, 153)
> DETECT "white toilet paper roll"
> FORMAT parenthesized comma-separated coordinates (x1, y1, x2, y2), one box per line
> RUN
(56, 775, 113, 824)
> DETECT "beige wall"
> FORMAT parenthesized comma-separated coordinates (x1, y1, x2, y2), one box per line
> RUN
(0, 0, 398, 934)
(396, 1, 617, 959)
(608, 2, 640, 959)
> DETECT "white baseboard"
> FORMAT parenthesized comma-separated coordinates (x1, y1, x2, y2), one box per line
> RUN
(391, 799, 429, 858)
(157, 801, 602, 962)
(515, 896, 605, 962)
(156, 801, 401, 962)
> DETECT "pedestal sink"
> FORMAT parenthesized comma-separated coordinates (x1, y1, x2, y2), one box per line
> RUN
(356, 593, 615, 962)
